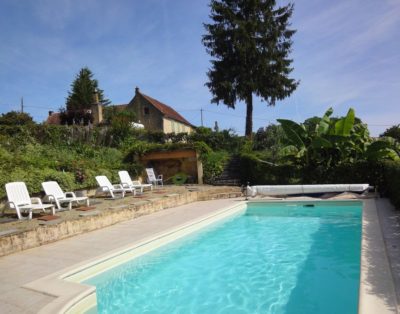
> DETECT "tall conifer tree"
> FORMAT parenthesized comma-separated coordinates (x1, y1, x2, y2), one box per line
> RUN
(66, 67, 110, 111)
(203, 0, 298, 138)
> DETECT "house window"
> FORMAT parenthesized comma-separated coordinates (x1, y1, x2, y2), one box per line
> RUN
(144, 107, 150, 115)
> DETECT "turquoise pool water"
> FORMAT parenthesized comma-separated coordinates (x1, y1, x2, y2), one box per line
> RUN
(85, 202, 362, 314)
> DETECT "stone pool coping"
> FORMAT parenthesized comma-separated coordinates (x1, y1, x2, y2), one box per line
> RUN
(359, 199, 398, 313)
(19, 198, 398, 314)
(26, 201, 247, 313)
(0, 198, 243, 313)
(0, 186, 242, 257)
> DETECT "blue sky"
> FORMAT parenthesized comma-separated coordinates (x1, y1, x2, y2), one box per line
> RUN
(0, 0, 399, 136)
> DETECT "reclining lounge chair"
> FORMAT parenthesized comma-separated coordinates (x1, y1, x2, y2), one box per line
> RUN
(42, 181, 90, 211)
(146, 168, 163, 187)
(4, 182, 55, 220)
(118, 170, 153, 194)
(95, 175, 135, 199)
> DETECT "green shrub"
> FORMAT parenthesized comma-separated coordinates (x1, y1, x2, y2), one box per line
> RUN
(381, 161, 400, 209)
(239, 152, 299, 185)
(201, 151, 229, 183)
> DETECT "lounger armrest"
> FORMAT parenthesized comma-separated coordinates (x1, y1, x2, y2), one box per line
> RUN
(64, 192, 76, 198)
(121, 182, 130, 188)
(31, 197, 43, 205)
(43, 194, 56, 203)
(5, 201, 17, 209)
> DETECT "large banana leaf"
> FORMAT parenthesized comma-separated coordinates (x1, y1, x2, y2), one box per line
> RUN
(317, 107, 333, 135)
(277, 119, 306, 148)
(310, 136, 333, 149)
(280, 145, 300, 156)
(365, 139, 400, 161)
(333, 108, 355, 136)
(365, 148, 399, 161)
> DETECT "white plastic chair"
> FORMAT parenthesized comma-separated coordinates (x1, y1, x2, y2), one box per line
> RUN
(146, 168, 163, 186)
(95, 176, 134, 198)
(118, 170, 153, 194)
(42, 181, 90, 210)
(4, 182, 55, 220)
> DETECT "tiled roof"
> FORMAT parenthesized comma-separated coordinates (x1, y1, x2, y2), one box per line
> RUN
(139, 92, 193, 127)
(46, 113, 61, 125)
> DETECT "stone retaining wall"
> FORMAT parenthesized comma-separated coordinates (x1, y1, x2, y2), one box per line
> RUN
(0, 189, 242, 257)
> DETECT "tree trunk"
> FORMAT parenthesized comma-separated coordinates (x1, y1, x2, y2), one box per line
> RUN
(245, 93, 253, 139)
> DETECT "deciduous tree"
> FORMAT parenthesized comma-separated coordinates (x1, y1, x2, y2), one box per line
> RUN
(0, 111, 34, 125)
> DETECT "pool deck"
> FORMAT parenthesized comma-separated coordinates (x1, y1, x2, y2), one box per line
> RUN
(0, 197, 398, 313)
(0, 198, 243, 313)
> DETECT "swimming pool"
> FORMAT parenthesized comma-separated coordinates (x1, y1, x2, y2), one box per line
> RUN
(81, 201, 362, 314)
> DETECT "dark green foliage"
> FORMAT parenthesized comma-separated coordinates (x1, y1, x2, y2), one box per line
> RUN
(0, 111, 35, 126)
(253, 124, 285, 163)
(0, 125, 141, 199)
(59, 109, 93, 126)
(239, 152, 299, 185)
(103, 107, 136, 125)
(1, 116, 398, 210)
(66, 67, 110, 110)
(62, 67, 110, 125)
(381, 161, 400, 209)
(188, 127, 244, 152)
(380, 124, 400, 142)
(278, 108, 399, 171)
(239, 152, 400, 209)
(203, 0, 298, 137)
(200, 150, 230, 183)
(109, 110, 137, 144)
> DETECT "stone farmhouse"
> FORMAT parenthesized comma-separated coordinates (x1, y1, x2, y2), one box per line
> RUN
(47, 87, 195, 134)
(115, 87, 195, 133)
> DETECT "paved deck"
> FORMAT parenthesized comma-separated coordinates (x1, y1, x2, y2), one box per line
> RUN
(376, 198, 400, 309)
(0, 197, 398, 313)
(0, 198, 241, 313)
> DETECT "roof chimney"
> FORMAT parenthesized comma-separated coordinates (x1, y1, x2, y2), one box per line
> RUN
(135, 86, 139, 95)
(92, 88, 99, 104)
(48, 111, 53, 116)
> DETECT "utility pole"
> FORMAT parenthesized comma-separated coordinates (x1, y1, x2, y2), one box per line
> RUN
(20, 97, 24, 113)
(200, 108, 203, 127)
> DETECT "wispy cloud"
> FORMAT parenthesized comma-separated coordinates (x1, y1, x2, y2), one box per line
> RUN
(0, 0, 398, 134)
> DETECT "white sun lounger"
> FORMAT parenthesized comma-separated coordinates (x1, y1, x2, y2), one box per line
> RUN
(95, 175, 134, 199)
(42, 181, 90, 211)
(249, 184, 370, 197)
(4, 182, 55, 220)
(118, 171, 153, 194)
(146, 168, 163, 186)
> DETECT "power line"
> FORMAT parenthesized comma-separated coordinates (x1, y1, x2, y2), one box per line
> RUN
(185, 108, 398, 126)
(202, 109, 271, 121)
(24, 105, 58, 110)
(368, 124, 397, 127)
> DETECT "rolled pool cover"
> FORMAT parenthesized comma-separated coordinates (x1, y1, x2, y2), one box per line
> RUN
(248, 184, 370, 197)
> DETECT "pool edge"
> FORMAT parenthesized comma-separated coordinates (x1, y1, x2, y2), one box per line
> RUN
(358, 199, 398, 314)
(23, 199, 397, 314)
(24, 201, 247, 314)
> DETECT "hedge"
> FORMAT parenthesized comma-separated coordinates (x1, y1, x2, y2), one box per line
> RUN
(239, 153, 400, 210)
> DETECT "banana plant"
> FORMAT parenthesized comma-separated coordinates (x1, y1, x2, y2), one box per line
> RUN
(277, 107, 399, 168)
(365, 137, 400, 161)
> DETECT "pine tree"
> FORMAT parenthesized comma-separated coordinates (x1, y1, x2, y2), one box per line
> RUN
(203, 0, 298, 138)
(66, 67, 110, 111)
